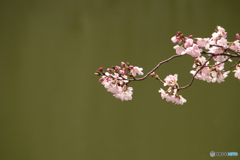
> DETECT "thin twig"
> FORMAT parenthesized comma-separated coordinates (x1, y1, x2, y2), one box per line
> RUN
(224, 59, 240, 71)
(128, 54, 184, 82)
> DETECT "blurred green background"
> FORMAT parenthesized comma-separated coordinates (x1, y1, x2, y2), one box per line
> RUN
(0, 0, 239, 160)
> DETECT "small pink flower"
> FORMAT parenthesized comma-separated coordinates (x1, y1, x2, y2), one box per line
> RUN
(173, 45, 185, 55)
(130, 66, 144, 77)
(186, 44, 201, 57)
(209, 46, 224, 54)
(121, 62, 126, 67)
(211, 71, 230, 83)
(196, 38, 209, 48)
(115, 66, 121, 70)
(217, 26, 227, 39)
(114, 87, 133, 101)
(212, 55, 228, 62)
(171, 36, 182, 44)
(171, 36, 178, 43)
(212, 32, 220, 41)
(236, 33, 240, 40)
(158, 88, 186, 105)
(233, 67, 240, 80)
(164, 74, 178, 87)
(229, 40, 240, 51)
(217, 38, 228, 49)
(184, 38, 193, 48)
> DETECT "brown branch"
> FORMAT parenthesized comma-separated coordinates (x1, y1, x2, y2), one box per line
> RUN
(128, 54, 184, 82)
(210, 44, 240, 56)
(201, 51, 239, 57)
(224, 59, 240, 71)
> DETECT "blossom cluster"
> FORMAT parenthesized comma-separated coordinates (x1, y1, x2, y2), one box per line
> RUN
(172, 26, 240, 83)
(158, 74, 187, 105)
(95, 62, 143, 101)
(95, 26, 240, 105)
(189, 56, 230, 83)
(172, 26, 240, 58)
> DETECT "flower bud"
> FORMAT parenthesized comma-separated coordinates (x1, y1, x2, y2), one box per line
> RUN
(107, 68, 113, 72)
(189, 35, 193, 38)
(177, 31, 181, 35)
(236, 33, 240, 40)
(150, 72, 155, 77)
(115, 66, 121, 70)
(94, 72, 100, 76)
(129, 65, 134, 70)
(98, 67, 103, 72)
(121, 62, 126, 67)
(120, 70, 125, 74)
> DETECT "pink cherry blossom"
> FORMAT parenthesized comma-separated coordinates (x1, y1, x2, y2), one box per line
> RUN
(185, 44, 201, 57)
(209, 46, 224, 54)
(217, 38, 228, 49)
(233, 66, 240, 80)
(130, 66, 144, 77)
(212, 55, 228, 62)
(174, 95, 187, 105)
(158, 88, 186, 105)
(211, 63, 229, 83)
(217, 26, 227, 39)
(201, 67, 212, 82)
(164, 74, 178, 87)
(171, 35, 182, 44)
(229, 40, 240, 51)
(171, 36, 178, 43)
(212, 32, 220, 41)
(190, 67, 212, 83)
(190, 57, 211, 82)
(196, 38, 210, 48)
(114, 87, 133, 101)
(215, 62, 224, 71)
(184, 38, 193, 48)
(173, 45, 185, 55)
(211, 71, 230, 83)
(107, 84, 122, 94)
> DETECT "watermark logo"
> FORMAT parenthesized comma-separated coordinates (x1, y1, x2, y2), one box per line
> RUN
(210, 151, 238, 157)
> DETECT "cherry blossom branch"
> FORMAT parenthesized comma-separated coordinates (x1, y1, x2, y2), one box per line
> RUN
(210, 44, 240, 56)
(95, 26, 240, 105)
(201, 51, 239, 57)
(207, 57, 231, 68)
(128, 54, 183, 82)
